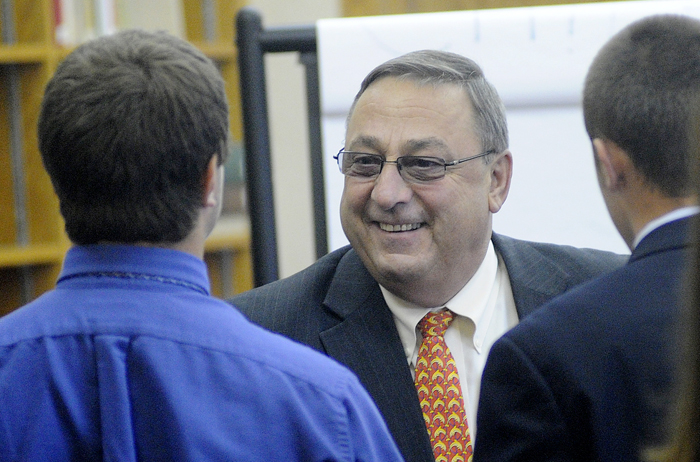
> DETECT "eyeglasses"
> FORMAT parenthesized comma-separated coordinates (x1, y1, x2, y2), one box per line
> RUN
(334, 149, 496, 183)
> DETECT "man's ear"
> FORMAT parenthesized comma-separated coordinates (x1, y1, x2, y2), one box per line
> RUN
(203, 156, 219, 207)
(488, 150, 513, 213)
(593, 138, 629, 191)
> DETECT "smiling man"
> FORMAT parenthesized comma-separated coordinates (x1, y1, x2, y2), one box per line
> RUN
(229, 50, 626, 462)
(339, 76, 506, 309)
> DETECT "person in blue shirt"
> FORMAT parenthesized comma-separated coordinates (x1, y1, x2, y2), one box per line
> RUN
(0, 29, 403, 462)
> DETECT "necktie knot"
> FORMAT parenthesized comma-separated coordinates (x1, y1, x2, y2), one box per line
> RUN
(418, 309, 454, 338)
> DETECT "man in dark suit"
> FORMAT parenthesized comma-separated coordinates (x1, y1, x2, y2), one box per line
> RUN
(474, 14, 700, 462)
(230, 50, 625, 462)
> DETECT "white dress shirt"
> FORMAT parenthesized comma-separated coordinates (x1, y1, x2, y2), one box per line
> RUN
(381, 240, 519, 442)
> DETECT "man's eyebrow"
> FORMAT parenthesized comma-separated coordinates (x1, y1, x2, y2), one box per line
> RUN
(403, 137, 451, 156)
(347, 136, 383, 152)
(346, 136, 452, 156)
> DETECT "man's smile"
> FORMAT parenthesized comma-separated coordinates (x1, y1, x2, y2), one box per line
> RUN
(378, 222, 423, 232)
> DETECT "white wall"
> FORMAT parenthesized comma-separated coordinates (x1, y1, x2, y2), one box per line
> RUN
(245, 0, 341, 278)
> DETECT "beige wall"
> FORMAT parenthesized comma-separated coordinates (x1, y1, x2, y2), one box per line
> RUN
(246, 0, 341, 278)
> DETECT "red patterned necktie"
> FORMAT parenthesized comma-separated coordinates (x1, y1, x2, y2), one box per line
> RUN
(415, 309, 473, 462)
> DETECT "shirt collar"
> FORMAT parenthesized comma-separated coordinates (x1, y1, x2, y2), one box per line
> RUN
(381, 240, 499, 359)
(633, 206, 700, 248)
(58, 244, 211, 295)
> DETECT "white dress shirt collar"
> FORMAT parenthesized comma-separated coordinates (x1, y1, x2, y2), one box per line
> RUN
(633, 206, 700, 248)
(381, 240, 499, 361)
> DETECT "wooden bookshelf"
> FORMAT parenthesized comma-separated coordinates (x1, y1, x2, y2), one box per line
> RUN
(0, 0, 251, 316)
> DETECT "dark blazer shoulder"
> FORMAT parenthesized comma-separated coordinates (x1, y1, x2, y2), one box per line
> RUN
(228, 245, 355, 350)
(492, 233, 628, 318)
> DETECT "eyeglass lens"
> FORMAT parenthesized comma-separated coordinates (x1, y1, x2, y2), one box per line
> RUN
(339, 152, 446, 182)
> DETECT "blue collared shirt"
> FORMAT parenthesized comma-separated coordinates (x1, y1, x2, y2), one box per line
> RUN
(0, 245, 403, 461)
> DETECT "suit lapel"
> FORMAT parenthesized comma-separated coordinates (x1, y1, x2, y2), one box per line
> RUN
(319, 250, 434, 462)
(492, 233, 576, 319)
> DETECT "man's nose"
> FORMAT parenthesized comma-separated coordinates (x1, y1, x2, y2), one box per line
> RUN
(370, 160, 413, 209)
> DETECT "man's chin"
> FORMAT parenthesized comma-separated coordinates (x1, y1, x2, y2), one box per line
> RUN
(365, 252, 427, 285)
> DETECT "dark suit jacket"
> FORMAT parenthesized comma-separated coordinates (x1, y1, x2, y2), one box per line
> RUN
(229, 233, 627, 462)
(475, 219, 695, 462)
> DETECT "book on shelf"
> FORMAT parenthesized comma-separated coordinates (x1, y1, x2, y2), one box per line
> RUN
(55, 0, 185, 46)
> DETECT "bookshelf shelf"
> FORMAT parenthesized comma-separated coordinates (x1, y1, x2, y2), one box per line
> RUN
(0, 243, 68, 267)
(0, 44, 50, 62)
(0, 0, 251, 313)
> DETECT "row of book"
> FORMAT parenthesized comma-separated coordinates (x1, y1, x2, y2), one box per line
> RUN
(53, 0, 188, 45)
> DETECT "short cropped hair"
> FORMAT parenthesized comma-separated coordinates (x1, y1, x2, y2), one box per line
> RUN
(38, 29, 229, 245)
(348, 49, 509, 156)
(583, 15, 700, 197)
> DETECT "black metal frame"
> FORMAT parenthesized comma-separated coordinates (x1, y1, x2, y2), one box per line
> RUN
(236, 7, 326, 287)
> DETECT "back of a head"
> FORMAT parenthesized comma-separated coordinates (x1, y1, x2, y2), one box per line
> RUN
(349, 49, 509, 155)
(38, 29, 229, 245)
(583, 14, 700, 198)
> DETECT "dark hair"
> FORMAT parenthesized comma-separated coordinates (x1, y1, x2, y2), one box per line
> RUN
(347, 49, 509, 156)
(583, 14, 700, 197)
(38, 29, 229, 245)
